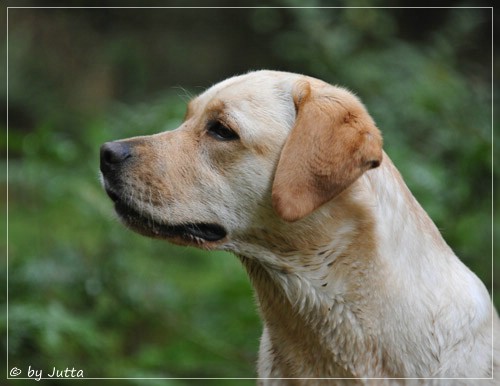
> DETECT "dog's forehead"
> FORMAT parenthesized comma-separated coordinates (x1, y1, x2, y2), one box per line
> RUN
(210, 70, 296, 95)
(188, 71, 299, 115)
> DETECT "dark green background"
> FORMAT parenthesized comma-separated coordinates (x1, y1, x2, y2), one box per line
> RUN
(4, 3, 496, 385)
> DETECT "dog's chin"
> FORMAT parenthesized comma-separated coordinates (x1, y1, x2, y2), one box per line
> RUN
(112, 199, 227, 249)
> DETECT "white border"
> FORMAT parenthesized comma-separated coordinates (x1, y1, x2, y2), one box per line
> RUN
(491, 5, 495, 380)
(5, 4, 8, 380)
(5, 5, 495, 382)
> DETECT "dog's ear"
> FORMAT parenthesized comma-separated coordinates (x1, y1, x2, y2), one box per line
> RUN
(272, 80, 383, 222)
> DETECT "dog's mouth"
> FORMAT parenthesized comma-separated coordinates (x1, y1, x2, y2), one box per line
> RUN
(106, 188, 227, 246)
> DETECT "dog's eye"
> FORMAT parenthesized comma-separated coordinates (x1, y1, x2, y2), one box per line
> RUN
(206, 120, 239, 141)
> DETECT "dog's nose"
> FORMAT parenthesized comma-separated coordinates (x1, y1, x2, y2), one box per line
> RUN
(100, 141, 132, 174)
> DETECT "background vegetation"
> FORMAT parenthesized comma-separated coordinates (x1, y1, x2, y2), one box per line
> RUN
(3, 3, 495, 385)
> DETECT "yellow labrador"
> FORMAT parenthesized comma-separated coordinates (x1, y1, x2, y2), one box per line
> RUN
(100, 70, 498, 385)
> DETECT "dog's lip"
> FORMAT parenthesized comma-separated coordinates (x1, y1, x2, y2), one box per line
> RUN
(105, 186, 120, 203)
(112, 198, 227, 243)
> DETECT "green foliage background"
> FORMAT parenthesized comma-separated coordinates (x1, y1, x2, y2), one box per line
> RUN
(3, 3, 495, 385)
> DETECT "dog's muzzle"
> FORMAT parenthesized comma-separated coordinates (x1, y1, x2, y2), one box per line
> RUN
(99, 140, 227, 245)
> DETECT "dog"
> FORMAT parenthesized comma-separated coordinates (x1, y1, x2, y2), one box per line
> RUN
(100, 70, 498, 385)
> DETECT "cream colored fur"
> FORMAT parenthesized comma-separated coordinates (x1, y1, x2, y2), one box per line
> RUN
(100, 70, 499, 385)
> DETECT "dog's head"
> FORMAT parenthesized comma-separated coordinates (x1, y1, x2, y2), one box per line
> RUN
(100, 70, 382, 249)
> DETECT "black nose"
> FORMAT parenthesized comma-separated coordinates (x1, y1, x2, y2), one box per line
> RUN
(100, 141, 132, 175)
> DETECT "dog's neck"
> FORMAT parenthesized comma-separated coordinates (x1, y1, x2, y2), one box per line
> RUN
(235, 174, 389, 378)
(234, 158, 458, 378)
(238, 255, 385, 380)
